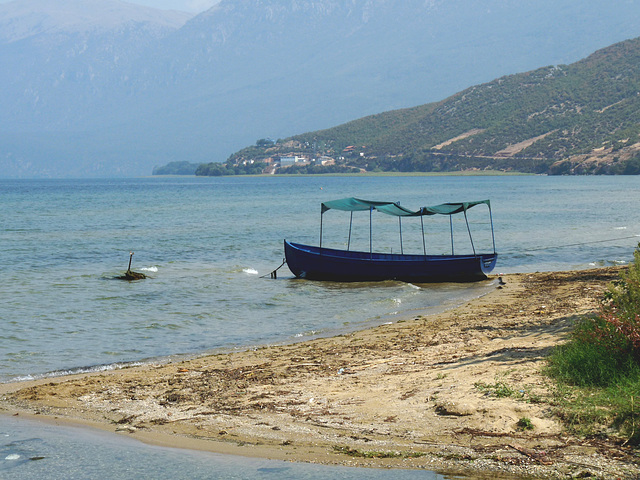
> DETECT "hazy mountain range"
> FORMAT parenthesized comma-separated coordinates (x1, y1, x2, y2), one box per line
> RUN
(2, 0, 640, 177)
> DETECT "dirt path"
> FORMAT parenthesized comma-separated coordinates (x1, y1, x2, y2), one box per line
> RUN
(2, 268, 638, 479)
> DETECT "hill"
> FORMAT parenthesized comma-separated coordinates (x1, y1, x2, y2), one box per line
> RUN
(220, 37, 640, 175)
(3, 0, 640, 177)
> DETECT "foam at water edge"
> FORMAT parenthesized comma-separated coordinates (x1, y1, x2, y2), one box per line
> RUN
(8, 362, 145, 383)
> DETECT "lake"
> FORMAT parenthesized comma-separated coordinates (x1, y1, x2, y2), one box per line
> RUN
(1, 174, 639, 478)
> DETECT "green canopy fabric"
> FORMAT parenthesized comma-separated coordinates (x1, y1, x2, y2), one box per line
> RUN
(420, 200, 491, 216)
(321, 198, 490, 217)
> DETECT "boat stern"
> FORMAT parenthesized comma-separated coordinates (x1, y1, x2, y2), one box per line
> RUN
(481, 253, 498, 276)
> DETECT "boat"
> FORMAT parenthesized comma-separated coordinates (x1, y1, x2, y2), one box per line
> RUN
(284, 197, 497, 283)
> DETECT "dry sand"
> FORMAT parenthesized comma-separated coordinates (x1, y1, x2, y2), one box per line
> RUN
(2, 267, 639, 479)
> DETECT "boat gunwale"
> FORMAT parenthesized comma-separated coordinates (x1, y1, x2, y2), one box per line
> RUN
(286, 240, 495, 263)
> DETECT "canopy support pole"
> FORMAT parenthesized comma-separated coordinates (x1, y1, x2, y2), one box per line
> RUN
(347, 211, 353, 251)
(489, 203, 496, 254)
(421, 216, 426, 256)
(399, 216, 404, 254)
(464, 208, 477, 256)
(450, 215, 454, 255)
(319, 207, 324, 251)
(369, 207, 373, 259)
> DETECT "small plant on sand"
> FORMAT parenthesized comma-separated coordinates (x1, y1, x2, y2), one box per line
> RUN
(474, 377, 521, 399)
(546, 244, 640, 445)
(516, 417, 534, 431)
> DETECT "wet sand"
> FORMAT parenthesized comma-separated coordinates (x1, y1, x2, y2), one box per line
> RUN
(1, 267, 639, 479)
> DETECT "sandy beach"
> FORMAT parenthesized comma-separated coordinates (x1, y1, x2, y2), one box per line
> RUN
(2, 267, 639, 479)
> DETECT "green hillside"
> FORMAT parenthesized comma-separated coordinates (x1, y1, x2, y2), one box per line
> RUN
(207, 37, 640, 175)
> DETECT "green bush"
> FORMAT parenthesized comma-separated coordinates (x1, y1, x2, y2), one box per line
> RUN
(550, 244, 640, 386)
(548, 318, 640, 387)
(547, 244, 640, 444)
(590, 243, 640, 365)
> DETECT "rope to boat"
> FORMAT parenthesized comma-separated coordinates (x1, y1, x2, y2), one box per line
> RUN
(260, 258, 287, 279)
(512, 234, 640, 253)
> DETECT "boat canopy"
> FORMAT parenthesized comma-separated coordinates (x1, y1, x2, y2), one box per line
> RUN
(318, 197, 496, 258)
(321, 197, 491, 217)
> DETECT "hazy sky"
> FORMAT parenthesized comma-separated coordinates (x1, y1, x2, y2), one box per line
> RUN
(0, 0, 221, 14)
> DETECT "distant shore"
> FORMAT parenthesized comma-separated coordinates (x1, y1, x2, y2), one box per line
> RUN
(152, 169, 533, 178)
(2, 267, 638, 479)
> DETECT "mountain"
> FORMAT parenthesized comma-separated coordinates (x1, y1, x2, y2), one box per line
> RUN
(0, 0, 189, 41)
(0, 0, 192, 176)
(225, 37, 640, 175)
(0, 0, 191, 128)
(2, 0, 640, 177)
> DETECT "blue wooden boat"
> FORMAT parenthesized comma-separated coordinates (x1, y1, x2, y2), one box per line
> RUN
(284, 198, 497, 283)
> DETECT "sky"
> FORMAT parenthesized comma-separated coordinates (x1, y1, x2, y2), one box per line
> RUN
(0, 0, 221, 14)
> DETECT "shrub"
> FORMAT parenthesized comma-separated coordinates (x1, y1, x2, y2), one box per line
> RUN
(548, 245, 640, 387)
(548, 317, 640, 387)
(546, 244, 640, 444)
(598, 244, 640, 359)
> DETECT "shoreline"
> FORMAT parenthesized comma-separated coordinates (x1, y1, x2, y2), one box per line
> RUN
(2, 267, 639, 478)
(1, 285, 489, 386)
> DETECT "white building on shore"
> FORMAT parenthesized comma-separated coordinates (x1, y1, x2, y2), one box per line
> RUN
(279, 155, 306, 167)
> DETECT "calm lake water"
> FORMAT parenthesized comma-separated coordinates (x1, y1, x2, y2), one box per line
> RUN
(1, 175, 639, 478)
(0, 415, 458, 480)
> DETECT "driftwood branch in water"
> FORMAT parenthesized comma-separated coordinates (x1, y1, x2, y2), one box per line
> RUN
(116, 251, 146, 280)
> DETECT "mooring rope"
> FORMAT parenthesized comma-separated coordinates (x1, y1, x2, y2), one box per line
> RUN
(511, 234, 640, 253)
(260, 258, 287, 279)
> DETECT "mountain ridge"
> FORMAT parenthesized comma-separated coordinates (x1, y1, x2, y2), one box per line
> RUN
(0, 0, 191, 41)
(221, 37, 640, 175)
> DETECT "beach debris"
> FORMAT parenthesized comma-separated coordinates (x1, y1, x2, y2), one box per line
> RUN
(509, 444, 553, 465)
(337, 367, 356, 375)
(115, 252, 147, 281)
(115, 425, 137, 433)
(435, 400, 476, 416)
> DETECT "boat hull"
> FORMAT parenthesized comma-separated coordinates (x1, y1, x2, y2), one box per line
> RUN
(284, 240, 497, 283)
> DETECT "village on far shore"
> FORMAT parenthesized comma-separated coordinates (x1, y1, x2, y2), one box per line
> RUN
(240, 144, 364, 174)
